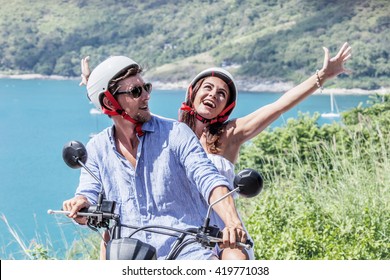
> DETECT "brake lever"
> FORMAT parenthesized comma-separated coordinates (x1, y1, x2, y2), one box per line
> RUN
(197, 225, 253, 250)
(207, 236, 252, 250)
(47, 209, 97, 217)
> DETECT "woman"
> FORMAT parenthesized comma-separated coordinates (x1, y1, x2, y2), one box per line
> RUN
(179, 42, 352, 259)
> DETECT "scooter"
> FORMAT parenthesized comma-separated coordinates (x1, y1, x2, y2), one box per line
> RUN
(48, 140, 263, 260)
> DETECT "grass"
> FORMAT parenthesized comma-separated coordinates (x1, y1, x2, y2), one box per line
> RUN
(0, 214, 101, 260)
(1, 214, 34, 259)
(236, 118, 390, 259)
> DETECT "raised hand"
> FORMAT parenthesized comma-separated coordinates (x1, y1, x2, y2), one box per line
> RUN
(322, 42, 352, 80)
(79, 56, 91, 86)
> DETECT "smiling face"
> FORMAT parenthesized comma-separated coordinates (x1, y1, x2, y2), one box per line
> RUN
(115, 74, 152, 123)
(193, 76, 230, 120)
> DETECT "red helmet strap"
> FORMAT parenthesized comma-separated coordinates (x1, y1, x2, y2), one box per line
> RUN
(219, 101, 235, 117)
(102, 90, 144, 136)
(180, 102, 229, 124)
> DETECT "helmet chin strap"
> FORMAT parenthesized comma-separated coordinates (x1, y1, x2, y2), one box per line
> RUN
(102, 90, 144, 137)
(180, 101, 235, 125)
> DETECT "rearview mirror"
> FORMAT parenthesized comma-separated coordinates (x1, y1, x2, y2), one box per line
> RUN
(234, 168, 263, 198)
(62, 140, 87, 169)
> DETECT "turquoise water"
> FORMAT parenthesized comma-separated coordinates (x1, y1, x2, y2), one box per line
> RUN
(0, 78, 371, 259)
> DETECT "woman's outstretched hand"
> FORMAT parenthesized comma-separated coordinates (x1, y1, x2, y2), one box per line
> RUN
(79, 56, 91, 86)
(322, 42, 352, 80)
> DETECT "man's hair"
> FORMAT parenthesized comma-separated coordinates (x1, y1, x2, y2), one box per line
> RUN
(108, 65, 143, 95)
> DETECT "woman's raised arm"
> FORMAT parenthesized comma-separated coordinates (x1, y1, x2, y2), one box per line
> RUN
(232, 42, 352, 144)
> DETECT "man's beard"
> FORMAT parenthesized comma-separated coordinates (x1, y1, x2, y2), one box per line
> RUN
(134, 111, 152, 123)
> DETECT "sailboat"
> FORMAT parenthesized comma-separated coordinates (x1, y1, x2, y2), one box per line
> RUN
(89, 107, 102, 115)
(89, 107, 102, 138)
(321, 93, 340, 118)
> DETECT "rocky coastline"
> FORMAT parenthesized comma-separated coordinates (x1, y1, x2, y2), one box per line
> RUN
(1, 73, 388, 95)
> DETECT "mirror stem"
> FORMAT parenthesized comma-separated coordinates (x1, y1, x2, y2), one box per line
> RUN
(202, 188, 239, 231)
(76, 156, 105, 210)
(76, 157, 102, 185)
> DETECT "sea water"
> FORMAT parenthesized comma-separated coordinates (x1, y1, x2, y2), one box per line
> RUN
(0, 78, 371, 259)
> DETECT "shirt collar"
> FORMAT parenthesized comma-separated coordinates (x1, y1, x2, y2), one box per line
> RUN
(140, 115, 156, 133)
(109, 115, 156, 139)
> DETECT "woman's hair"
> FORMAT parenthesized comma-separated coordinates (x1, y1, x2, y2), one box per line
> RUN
(204, 122, 226, 154)
(181, 78, 227, 154)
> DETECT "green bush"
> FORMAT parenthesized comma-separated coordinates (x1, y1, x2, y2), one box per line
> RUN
(237, 93, 390, 259)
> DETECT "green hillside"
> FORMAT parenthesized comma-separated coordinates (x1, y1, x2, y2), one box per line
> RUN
(0, 0, 389, 89)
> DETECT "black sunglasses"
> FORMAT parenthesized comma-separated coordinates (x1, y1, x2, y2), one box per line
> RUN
(116, 83, 152, 98)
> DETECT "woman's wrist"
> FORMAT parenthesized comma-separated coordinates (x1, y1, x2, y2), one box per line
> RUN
(315, 69, 326, 92)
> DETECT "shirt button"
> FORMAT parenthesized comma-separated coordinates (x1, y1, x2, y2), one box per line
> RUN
(139, 194, 143, 198)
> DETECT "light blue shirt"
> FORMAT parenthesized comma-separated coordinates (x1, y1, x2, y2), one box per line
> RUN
(76, 115, 229, 259)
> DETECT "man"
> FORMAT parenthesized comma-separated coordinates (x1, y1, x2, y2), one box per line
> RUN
(62, 55, 247, 260)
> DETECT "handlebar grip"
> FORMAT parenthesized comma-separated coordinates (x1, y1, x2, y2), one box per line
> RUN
(215, 230, 252, 249)
(78, 207, 90, 213)
(237, 241, 252, 250)
(206, 236, 252, 250)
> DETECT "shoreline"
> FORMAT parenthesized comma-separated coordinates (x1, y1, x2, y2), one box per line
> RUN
(1, 73, 388, 95)
(0, 73, 74, 81)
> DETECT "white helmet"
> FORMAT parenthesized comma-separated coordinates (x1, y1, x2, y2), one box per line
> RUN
(188, 67, 237, 101)
(86, 56, 139, 112)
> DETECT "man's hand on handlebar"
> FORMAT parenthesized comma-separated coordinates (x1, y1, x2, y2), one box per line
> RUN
(209, 186, 248, 250)
(62, 195, 91, 225)
(221, 224, 247, 249)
